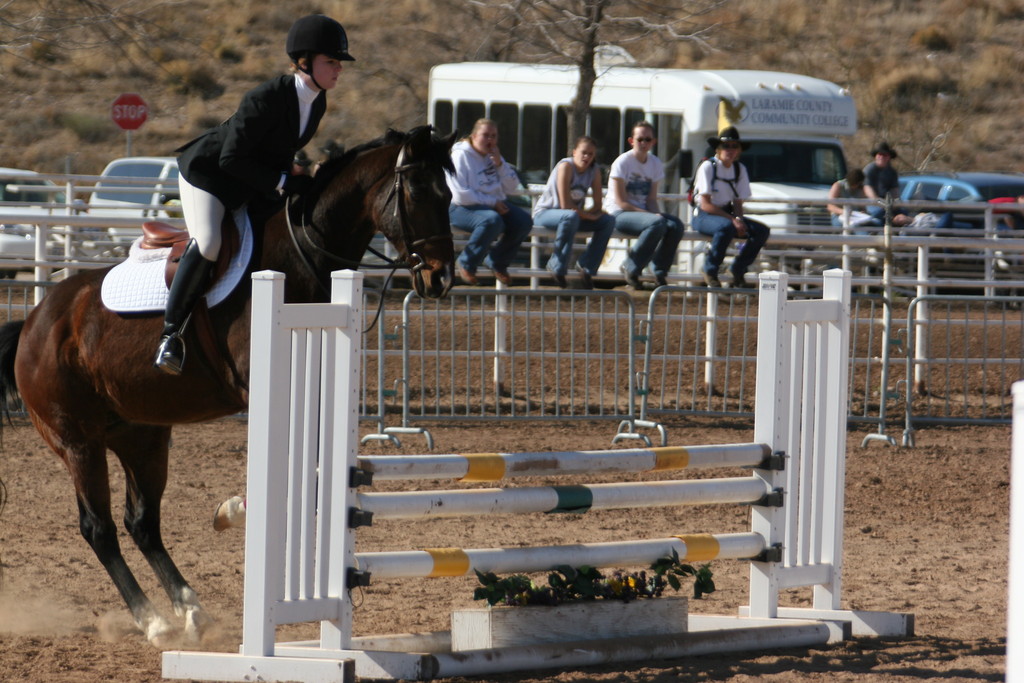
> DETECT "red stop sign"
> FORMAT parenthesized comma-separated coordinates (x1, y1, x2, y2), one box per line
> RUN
(111, 93, 148, 131)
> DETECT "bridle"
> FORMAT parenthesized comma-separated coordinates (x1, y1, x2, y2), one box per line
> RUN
(384, 145, 455, 273)
(283, 137, 452, 327)
(286, 140, 450, 273)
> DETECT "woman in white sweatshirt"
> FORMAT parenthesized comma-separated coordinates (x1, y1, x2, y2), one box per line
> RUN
(446, 118, 532, 285)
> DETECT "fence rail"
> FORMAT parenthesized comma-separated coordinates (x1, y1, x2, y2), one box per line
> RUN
(2, 171, 1022, 445)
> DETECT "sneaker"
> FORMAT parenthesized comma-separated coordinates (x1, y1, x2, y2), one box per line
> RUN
(703, 272, 722, 288)
(620, 265, 642, 289)
(575, 264, 593, 290)
(552, 272, 568, 289)
(492, 266, 512, 285)
(458, 265, 479, 285)
(654, 274, 668, 287)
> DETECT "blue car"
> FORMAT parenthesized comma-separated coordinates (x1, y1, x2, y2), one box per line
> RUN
(898, 171, 1024, 229)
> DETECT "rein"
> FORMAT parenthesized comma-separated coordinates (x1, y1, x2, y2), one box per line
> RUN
(283, 140, 447, 331)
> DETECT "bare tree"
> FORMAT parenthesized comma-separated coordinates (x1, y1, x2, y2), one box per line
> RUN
(0, 0, 188, 71)
(458, 0, 730, 150)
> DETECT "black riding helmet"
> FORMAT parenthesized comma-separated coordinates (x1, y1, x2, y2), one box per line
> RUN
(286, 15, 355, 89)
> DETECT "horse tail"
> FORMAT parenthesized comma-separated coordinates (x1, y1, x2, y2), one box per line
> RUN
(0, 318, 20, 485)
(0, 319, 23, 422)
(0, 319, 18, 565)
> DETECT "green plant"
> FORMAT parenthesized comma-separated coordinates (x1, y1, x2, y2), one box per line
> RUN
(473, 553, 714, 607)
(651, 551, 717, 599)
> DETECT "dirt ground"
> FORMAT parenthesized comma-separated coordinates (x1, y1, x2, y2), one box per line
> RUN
(0, 414, 1009, 683)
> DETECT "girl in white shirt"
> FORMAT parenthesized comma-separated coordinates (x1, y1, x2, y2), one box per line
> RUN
(446, 119, 532, 285)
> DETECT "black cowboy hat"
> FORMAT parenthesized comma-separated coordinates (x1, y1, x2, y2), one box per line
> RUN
(870, 141, 898, 159)
(707, 126, 751, 151)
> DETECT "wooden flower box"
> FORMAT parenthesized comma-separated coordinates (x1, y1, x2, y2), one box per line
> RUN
(450, 596, 688, 651)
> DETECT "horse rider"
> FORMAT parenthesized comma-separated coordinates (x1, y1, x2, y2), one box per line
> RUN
(154, 14, 354, 375)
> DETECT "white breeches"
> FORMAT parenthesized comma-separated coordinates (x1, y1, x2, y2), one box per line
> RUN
(178, 173, 224, 261)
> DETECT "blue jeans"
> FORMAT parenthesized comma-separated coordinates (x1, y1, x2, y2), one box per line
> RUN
(611, 211, 684, 278)
(692, 211, 770, 278)
(449, 203, 533, 273)
(534, 209, 616, 275)
(866, 205, 908, 224)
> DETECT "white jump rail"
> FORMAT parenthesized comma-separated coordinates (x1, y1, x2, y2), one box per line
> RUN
(163, 268, 912, 683)
(1009, 380, 1024, 682)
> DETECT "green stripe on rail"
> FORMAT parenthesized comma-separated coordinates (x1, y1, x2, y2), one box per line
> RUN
(549, 485, 594, 513)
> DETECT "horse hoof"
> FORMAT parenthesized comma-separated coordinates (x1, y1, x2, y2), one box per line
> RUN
(183, 606, 214, 646)
(145, 615, 178, 649)
(213, 495, 246, 531)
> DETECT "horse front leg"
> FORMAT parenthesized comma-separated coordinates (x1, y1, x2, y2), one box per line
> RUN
(113, 424, 213, 645)
(74, 491, 176, 647)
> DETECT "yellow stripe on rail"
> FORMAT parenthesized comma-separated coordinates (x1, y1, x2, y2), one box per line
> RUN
(459, 453, 507, 482)
(425, 548, 471, 576)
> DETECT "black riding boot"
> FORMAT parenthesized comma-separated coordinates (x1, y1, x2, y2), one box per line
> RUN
(153, 239, 215, 375)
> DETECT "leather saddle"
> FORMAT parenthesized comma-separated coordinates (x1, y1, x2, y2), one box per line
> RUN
(140, 214, 242, 289)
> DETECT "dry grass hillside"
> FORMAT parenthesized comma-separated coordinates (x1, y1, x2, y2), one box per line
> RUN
(1, 0, 1023, 176)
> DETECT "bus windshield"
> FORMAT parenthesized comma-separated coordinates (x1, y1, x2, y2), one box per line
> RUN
(740, 141, 846, 186)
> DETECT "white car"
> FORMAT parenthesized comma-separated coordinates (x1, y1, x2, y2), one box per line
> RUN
(0, 167, 66, 278)
(87, 156, 181, 244)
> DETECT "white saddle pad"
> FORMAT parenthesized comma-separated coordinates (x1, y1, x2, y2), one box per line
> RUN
(100, 207, 254, 313)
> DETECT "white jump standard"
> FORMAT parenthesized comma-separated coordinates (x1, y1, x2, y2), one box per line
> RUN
(163, 268, 913, 683)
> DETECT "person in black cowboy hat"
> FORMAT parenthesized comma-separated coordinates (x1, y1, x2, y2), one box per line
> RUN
(154, 14, 354, 375)
(863, 141, 908, 224)
(690, 126, 769, 288)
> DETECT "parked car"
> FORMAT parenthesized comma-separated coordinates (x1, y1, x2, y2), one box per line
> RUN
(0, 167, 67, 277)
(86, 156, 180, 244)
(898, 171, 1024, 229)
(895, 172, 1024, 280)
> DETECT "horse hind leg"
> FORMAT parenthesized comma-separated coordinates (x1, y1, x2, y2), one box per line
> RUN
(109, 423, 213, 645)
(57, 437, 178, 646)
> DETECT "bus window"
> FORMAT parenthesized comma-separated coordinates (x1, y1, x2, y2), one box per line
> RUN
(521, 105, 553, 185)
(455, 101, 486, 139)
(742, 141, 847, 185)
(624, 108, 646, 146)
(489, 103, 519, 168)
(555, 106, 568, 162)
(813, 148, 846, 185)
(655, 114, 684, 194)
(590, 107, 621, 169)
(433, 101, 454, 136)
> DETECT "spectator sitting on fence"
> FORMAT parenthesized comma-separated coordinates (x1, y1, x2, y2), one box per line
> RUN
(690, 126, 770, 289)
(827, 168, 880, 230)
(863, 141, 910, 227)
(446, 118, 532, 286)
(532, 136, 615, 289)
(607, 120, 684, 289)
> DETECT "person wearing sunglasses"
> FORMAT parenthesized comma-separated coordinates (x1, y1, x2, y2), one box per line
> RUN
(690, 126, 769, 288)
(607, 121, 684, 289)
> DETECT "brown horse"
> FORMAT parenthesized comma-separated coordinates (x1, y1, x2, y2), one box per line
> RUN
(0, 125, 456, 645)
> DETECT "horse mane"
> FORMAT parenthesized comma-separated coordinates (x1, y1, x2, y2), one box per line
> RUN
(311, 126, 453, 192)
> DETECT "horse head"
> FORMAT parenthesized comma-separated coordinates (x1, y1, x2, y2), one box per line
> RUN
(379, 125, 457, 299)
(303, 126, 456, 300)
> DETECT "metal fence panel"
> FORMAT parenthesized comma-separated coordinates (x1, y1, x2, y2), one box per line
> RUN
(903, 295, 1024, 445)
(394, 288, 637, 430)
(634, 284, 896, 446)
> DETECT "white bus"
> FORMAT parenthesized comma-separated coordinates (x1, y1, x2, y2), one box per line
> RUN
(427, 61, 857, 227)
